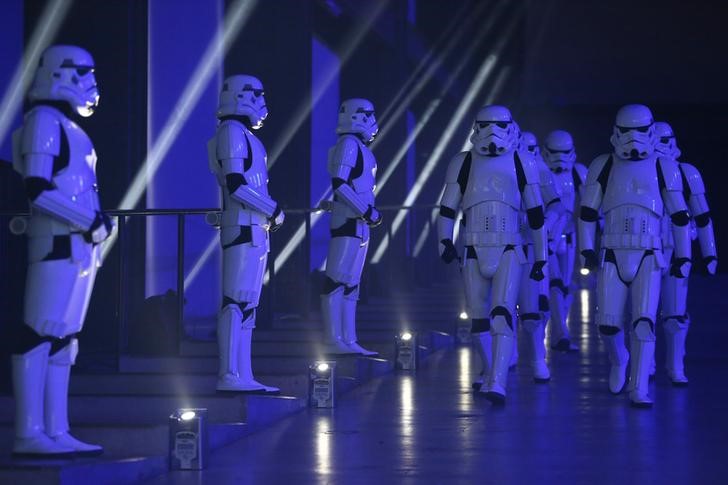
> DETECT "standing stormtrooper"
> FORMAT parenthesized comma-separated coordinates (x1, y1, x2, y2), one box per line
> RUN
(578, 105, 691, 407)
(438, 106, 547, 404)
(542, 130, 587, 352)
(516, 131, 563, 383)
(321, 98, 381, 356)
(11, 45, 111, 456)
(654, 121, 717, 386)
(209, 75, 284, 393)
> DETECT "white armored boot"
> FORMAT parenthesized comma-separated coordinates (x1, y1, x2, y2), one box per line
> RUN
(523, 319, 550, 383)
(12, 342, 75, 457)
(46, 340, 103, 455)
(471, 332, 492, 390)
(549, 286, 577, 352)
(342, 291, 378, 356)
(237, 312, 279, 393)
(601, 329, 629, 394)
(628, 321, 656, 408)
(482, 315, 514, 404)
(663, 316, 689, 386)
(216, 304, 243, 391)
(321, 287, 358, 354)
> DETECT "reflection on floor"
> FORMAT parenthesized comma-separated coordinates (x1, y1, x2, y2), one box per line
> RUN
(145, 275, 728, 484)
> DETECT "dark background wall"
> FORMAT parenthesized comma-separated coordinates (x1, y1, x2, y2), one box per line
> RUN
(1, 0, 726, 378)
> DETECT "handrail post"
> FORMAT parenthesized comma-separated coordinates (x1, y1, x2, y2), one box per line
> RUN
(304, 210, 311, 319)
(177, 214, 185, 352)
(116, 215, 126, 368)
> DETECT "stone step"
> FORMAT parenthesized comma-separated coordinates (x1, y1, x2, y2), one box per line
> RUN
(0, 393, 304, 426)
(116, 354, 392, 381)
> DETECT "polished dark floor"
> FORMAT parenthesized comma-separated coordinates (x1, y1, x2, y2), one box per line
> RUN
(145, 277, 728, 484)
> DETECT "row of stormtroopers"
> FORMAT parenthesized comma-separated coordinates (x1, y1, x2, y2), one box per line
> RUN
(438, 105, 548, 404)
(578, 104, 716, 408)
(208, 79, 382, 394)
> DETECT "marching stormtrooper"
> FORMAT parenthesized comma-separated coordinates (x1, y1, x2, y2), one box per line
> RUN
(578, 105, 692, 407)
(11, 45, 111, 456)
(654, 121, 717, 386)
(321, 98, 381, 356)
(542, 130, 587, 352)
(438, 106, 547, 404)
(516, 130, 564, 383)
(209, 75, 284, 393)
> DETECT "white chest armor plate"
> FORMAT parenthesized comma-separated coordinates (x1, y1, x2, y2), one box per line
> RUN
(27, 109, 100, 235)
(215, 122, 270, 226)
(602, 157, 663, 216)
(462, 153, 521, 246)
(553, 170, 577, 215)
(461, 153, 522, 211)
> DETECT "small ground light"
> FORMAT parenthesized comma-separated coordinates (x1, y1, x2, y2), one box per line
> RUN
(395, 332, 418, 370)
(169, 408, 208, 470)
(580, 268, 590, 276)
(309, 361, 336, 408)
(459, 311, 469, 320)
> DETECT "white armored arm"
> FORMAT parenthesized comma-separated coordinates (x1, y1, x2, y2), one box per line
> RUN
(437, 152, 468, 262)
(682, 163, 717, 271)
(578, 155, 610, 269)
(660, 158, 692, 277)
(329, 136, 371, 215)
(217, 122, 281, 220)
(517, 152, 547, 278)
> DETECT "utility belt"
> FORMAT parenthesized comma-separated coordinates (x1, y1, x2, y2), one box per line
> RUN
(463, 231, 521, 247)
(221, 208, 267, 227)
(330, 217, 368, 240)
(601, 233, 662, 250)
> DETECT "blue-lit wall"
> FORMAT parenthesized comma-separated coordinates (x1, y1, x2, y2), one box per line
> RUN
(146, 0, 222, 321)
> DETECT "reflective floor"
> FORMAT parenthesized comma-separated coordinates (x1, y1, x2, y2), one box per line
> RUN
(146, 277, 728, 484)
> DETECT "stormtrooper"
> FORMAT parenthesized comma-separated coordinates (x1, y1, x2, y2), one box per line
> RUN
(208, 75, 284, 393)
(578, 105, 691, 407)
(10, 45, 111, 457)
(542, 130, 587, 352)
(654, 121, 717, 386)
(515, 130, 564, 383)
(438, 105, 547, 404)
(320, 98, 381, 356)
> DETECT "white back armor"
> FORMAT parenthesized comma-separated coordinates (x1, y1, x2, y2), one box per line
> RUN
(17, 106, 100, 242)
(328, 135, 377, 221)
(209, 119, 270, 227)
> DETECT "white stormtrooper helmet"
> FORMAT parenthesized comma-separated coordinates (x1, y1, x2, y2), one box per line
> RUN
(653, 121, 681, 160)
(543, 129, 576, 172)
(217, 75, 268, 129)
(518, 130, 540, 157)
(610, 104, 656, 161)
(470, 105, 518, 156)
(336, 98, 378, 144)
(28, 45, 99, 117)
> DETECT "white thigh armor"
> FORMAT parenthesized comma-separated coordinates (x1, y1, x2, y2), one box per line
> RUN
(221, 226, 269, 306)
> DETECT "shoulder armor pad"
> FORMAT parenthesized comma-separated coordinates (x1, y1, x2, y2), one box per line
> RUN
(585, 154, 610, 184)
(445, 151, 469, 183)
(574, 163, 587, 182)
(515, 149, 539, 184)
(21, 107, 61, 157)
(216, 121, 249, 161)
(329, 135, 360, 170)
(679, 162, 705, 195)
(657, 157, 682, 191)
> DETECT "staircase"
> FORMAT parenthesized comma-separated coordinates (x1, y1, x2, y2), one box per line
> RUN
(0, 282, 459, 484)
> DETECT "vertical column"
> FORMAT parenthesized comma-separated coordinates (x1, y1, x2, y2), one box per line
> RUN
(146, 0, 222, 324)
(309, 37, 340, 272)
